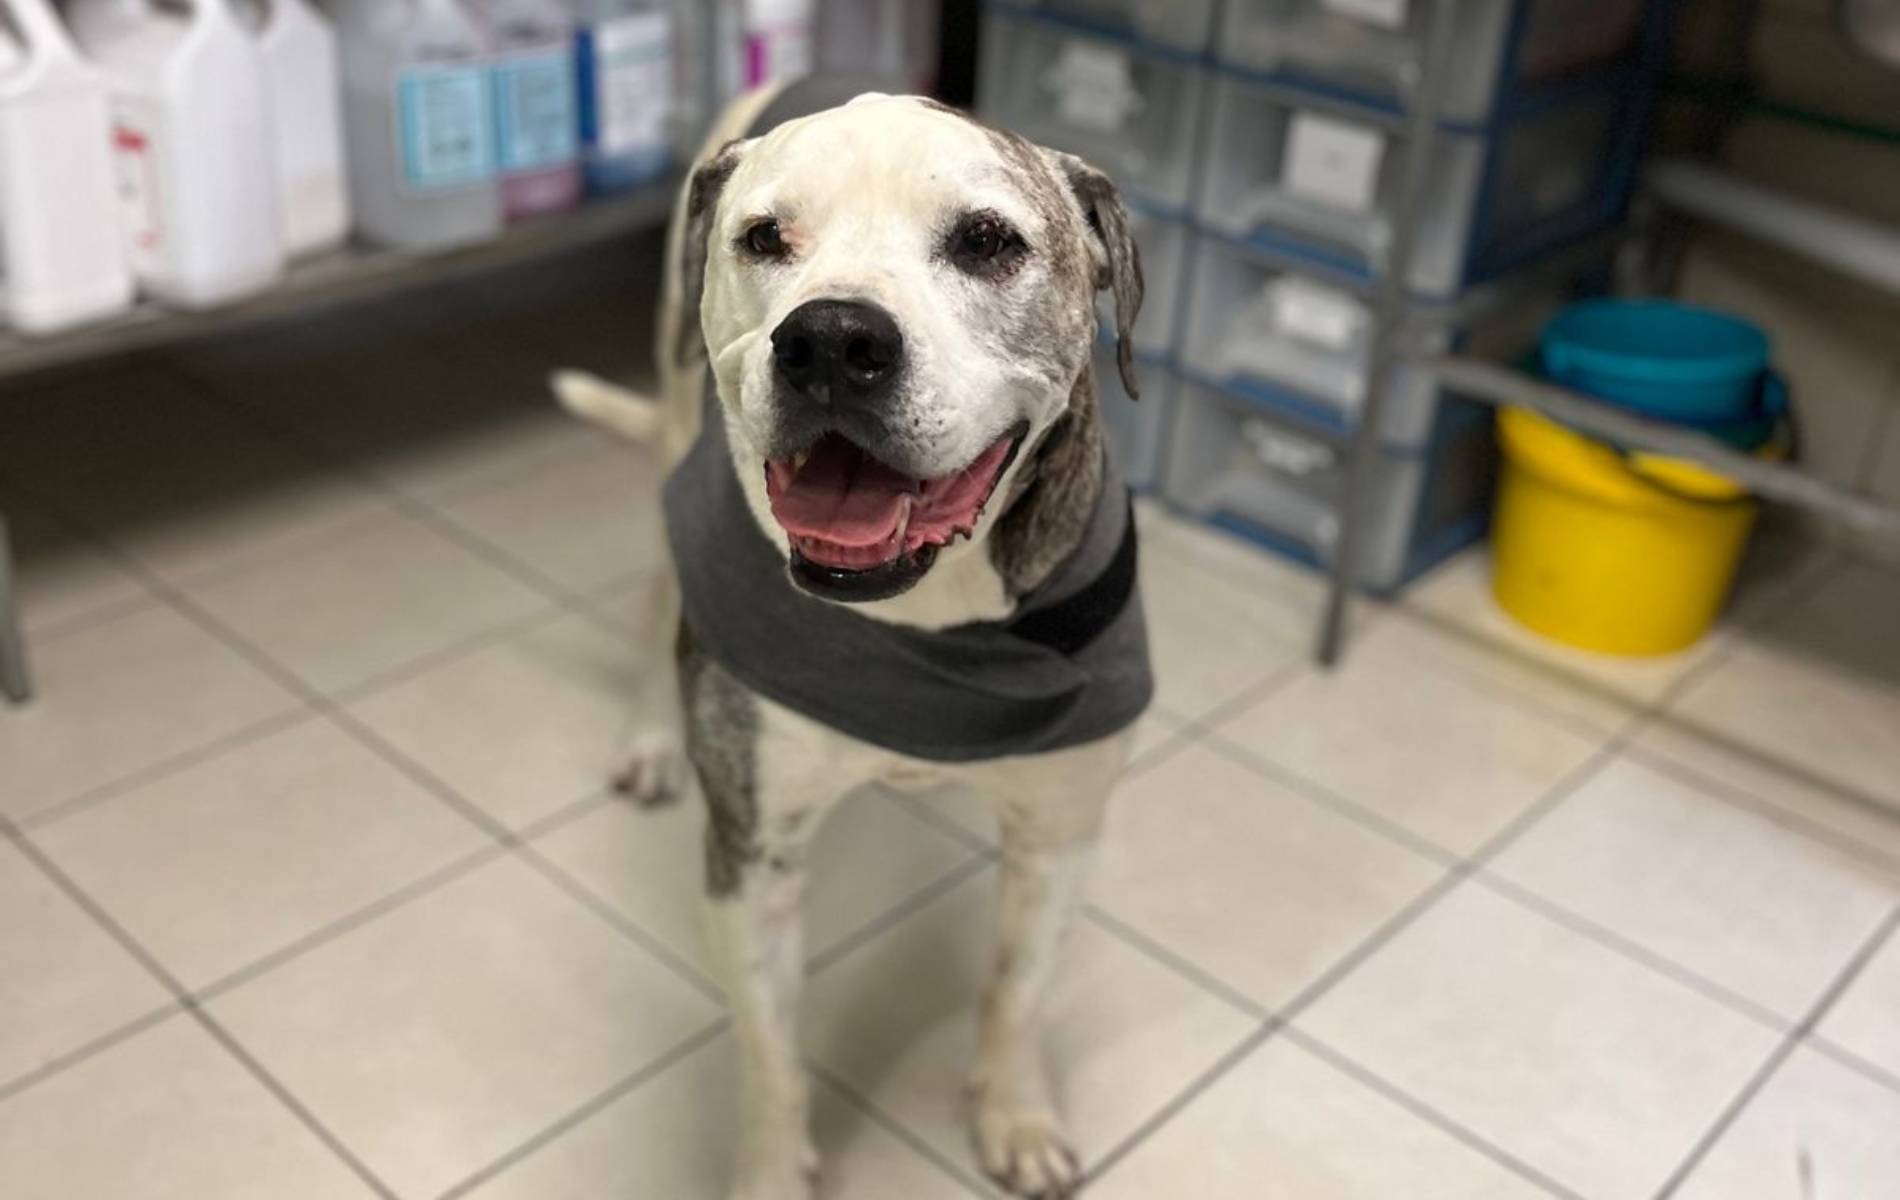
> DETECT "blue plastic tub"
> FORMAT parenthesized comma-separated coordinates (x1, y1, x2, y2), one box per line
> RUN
(1540, 300, 1771, 425)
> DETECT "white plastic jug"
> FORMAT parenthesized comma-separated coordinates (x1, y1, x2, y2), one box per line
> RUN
(72, 0, 285, 308)
(471, 0, 582, 220)
(574, 0, 675, 194)
(238, 0, 349, 256)
(327, 0, 502, 251)
(0, 0, 132, 332)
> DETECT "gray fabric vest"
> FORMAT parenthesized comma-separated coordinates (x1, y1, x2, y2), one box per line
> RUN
(662, 397, 1153, 762)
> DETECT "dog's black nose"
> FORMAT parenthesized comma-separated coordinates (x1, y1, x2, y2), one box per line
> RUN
(771, 299, 905, 405)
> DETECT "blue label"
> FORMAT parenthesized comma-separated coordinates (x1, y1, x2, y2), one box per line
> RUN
(396, 64, 496, 192)
(492, 48, 579, 172)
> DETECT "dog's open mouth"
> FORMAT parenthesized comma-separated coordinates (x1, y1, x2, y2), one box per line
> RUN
(764, 427, 1023, 599)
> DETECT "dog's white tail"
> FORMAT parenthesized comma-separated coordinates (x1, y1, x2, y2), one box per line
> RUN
(551, 369, 663, 444)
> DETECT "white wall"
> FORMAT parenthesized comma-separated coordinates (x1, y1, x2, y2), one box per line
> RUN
(1668, 0, 1900, 564)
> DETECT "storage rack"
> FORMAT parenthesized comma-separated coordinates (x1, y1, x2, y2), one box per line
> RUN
(975, 0, 1682, 659)
(1315, 2, 1900, 664)
(0, 177, 678, 703)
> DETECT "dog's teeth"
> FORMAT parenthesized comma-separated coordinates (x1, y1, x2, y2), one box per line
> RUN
(792, 449, 810, 472)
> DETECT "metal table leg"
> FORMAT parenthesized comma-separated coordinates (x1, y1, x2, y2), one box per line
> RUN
(1315, 0, 1461, 667)
(1, 512, 30, 704)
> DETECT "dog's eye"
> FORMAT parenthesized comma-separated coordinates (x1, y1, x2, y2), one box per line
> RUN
(961, 221, 1005, 260)
(946, 213, 1027, 278)
(743, 218, 788, 258)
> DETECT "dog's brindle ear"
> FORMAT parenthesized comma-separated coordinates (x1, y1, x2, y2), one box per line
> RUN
(675, 139, 747, 365)
(1051, 152, 1144, 399)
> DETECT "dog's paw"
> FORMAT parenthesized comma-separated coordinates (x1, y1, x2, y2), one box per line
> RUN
(610, 729, 691, 807)
(970, 1089, 1082, 1199)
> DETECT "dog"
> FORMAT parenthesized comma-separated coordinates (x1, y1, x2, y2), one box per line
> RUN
(557, 83, 1148, 1200)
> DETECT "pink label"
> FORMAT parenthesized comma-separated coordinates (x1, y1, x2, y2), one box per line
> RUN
(111, 115, 164, 263)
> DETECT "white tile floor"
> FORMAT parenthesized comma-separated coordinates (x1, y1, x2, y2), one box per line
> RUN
(3, 265, 1900, 1199)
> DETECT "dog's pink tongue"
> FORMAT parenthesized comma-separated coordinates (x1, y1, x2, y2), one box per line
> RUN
(768, 436, 913, 547)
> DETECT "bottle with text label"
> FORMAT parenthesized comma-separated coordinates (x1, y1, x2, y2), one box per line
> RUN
(236, 0, 350, 257)
(471, 0, 582, 220)
(573, 0, 675, 194)
(326, 0, 501, 251)
(0, 0, 133, 332)
(71, 0, 285, 309)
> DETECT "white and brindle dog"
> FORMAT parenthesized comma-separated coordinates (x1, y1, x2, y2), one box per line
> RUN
(558, 84, 1147, 1200)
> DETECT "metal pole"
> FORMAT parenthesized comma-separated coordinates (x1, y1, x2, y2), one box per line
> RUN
(1426, 355, 1900, 539)
(0, 512, 30, 704)
(1315, 0, 1463, 666)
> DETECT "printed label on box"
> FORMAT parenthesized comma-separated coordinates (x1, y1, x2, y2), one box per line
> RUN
(1268, 277, 1365, 351)
(585, 12, 673, 157)
(493, 48, 580, 172)
(1044, 41, 1143, 135)
(396, 64, 496, 192)
(1282, 111, 1386, 213)
(1321, 0, 1409, 30)
(1242, 418, 1336, 476)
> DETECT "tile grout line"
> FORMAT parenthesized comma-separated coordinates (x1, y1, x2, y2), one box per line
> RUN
(1080, 907, 1271, 1022)
(141, 506, 413, 597)
(5, 482, 751, 1156)
(1195, 731, 1465, 869)
(877, 790, 995, 854)
(803, 852, 997, 978)
(15, 393, 1880, 1195)
(1082, 718, 1642, 1194)
(185, 359, 654, 615)
(23, 589, 169, 647)
(322, 600, 575, 707)
(1168, 657, 1312, 740)
(190, 842, 515, 1005)
(4, 790, 623, 1112)
(1469, 871, 1797, 1034)
(50, 496, 723, 1013)
(804, 1061, 1001, 1199)
(510, 842, 728, 1004)
(1620, 741, 1900, 878)
(1383, 603, 1654, 737)
(1388, 545, 1850, 763)
(1804, 1028, 1900, 1097)
(1077, 1021, 1284, 1193)
(434, 836, 999, 1200)
(1652, 901, 1900, 1199)
(0, 813, 401, 1200)
(1279, 1025, 1589, 1200)
(16, 706, 319, 833)
(0, 1003, 185, 1107)
(432, 1016, 733, 1200)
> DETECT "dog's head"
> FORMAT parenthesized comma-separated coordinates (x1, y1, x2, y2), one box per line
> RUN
(679, 93, 1141, 604)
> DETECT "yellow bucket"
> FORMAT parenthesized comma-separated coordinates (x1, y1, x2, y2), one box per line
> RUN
(1491, 407, 1773, 656)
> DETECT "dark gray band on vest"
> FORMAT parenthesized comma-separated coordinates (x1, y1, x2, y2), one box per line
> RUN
(663, 397, 1153, 763)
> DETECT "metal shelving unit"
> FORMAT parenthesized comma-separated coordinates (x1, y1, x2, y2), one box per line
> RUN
(0, 177, 679, 703)
(1317, 3, 1900, 665)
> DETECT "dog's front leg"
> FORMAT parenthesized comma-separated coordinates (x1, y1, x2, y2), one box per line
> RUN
(684, 647, 838, 1200)
(966, 735, 1128, 1199)
(707, 827, 824, 1200)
